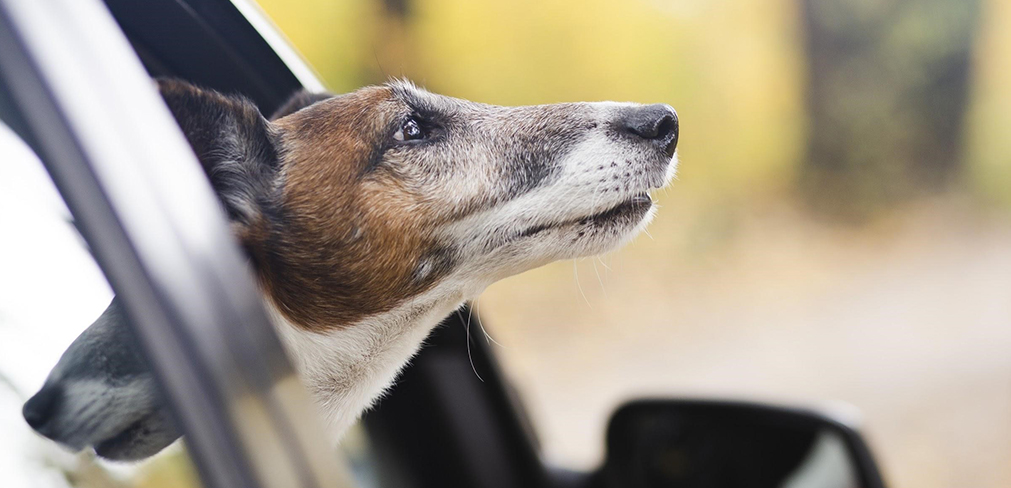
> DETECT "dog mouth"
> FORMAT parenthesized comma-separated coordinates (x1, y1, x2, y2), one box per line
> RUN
(587, 192, 653, 224)
(91, 410, 179, 460)
(518, 192, 653, 239)
(92, 416, 151, 459)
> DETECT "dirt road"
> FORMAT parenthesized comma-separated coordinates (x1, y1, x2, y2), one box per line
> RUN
(480, 198, 1011, 488)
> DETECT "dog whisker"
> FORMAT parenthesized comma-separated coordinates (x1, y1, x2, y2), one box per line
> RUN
(591, 256, 608, 297)
(473, 296, 504, 348)
(573, 259, 592, 308)
(457, 306, 485, 383)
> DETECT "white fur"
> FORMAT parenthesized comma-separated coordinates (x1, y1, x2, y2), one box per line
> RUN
(268, 118, 677, 442)
(268, 279, 477, 441)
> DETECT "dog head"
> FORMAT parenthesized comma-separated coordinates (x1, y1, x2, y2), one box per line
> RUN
(24, 79, 677, 459)
(244, 79, 677, 329)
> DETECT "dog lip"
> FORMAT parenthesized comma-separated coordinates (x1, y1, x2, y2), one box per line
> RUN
(629, 193, 652, 207)
(588, 193, 651, 222)
(517, 193, 652, 239)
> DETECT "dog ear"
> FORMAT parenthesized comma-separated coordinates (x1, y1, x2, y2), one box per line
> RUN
(157, 78, 280, 229)
(270, 90, 334, 120)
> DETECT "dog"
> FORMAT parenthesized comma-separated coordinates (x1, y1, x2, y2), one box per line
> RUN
(22, 79, 678, 460)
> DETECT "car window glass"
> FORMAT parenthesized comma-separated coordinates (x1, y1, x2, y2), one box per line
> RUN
(0, 121, 203, 488)
(0, 116, 381, 488)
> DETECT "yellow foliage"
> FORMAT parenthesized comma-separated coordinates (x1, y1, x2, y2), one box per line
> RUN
(256, 0, 381, 92)
(256, 0, 807, 200)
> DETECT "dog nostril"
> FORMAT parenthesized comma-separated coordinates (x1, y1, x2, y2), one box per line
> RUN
(623, 104, 679, 151)
(654, 113, 676, 141)
(23, 385, 60, 430)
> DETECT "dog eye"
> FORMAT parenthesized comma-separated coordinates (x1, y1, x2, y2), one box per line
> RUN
(394, 118, 426, 142)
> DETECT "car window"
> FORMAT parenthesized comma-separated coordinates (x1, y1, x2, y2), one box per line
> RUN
(0, 63, 383, 488)
(0, 81, 381, 488)
(0, 0, 366, 484)
(0, 121, 203, 488)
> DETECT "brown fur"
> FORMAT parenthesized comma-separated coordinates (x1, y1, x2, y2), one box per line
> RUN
(249, 87, 448, 331)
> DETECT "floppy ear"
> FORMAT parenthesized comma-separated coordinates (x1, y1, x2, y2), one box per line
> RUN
(157, 78, 280, 229)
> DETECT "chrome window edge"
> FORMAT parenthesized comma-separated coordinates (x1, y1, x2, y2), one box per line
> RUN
(227, 0, 327, 94)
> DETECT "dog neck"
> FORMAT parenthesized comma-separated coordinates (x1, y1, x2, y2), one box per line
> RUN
(266, 278, 472, 440)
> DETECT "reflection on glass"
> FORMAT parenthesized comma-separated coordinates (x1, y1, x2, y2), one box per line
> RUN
(0, 122, 201, 487)
(782, 431, 857, 488)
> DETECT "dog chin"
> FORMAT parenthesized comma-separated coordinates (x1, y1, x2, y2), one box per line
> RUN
(91, 410, 180, 461)
(574, 196, 656, 256)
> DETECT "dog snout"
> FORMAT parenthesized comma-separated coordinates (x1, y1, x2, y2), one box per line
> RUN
(23, 384, 61, 433)
(620, 104, 678, 156)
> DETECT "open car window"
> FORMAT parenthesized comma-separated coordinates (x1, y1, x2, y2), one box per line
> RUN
(0, 118, 213, 487)
(0, 0, 356, 486)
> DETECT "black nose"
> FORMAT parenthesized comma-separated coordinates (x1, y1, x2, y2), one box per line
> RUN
(621, 104, 678, 156)
(23, 384, 60, 431)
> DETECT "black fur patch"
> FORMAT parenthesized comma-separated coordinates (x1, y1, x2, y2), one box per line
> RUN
(158, 79, 281, 228)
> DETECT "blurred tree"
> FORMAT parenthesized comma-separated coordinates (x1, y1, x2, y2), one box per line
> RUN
(383, 0, 410, 18)
(367, 0, 416, 84)
(257, 0, 808, 205)
(800, 0, 981, 217)
(965, 0, 1011, 207)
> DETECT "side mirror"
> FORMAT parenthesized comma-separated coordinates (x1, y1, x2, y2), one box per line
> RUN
(600, 399, 886, 488)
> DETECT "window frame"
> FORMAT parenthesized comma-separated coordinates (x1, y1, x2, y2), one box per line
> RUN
(0, 0, 351, 487)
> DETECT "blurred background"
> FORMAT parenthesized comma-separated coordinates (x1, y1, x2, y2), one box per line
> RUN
(1, 0, 1009, 487)
(250, 0, 1010, 486)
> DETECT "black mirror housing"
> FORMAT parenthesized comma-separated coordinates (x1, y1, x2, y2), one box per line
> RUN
(600, 399, 887, 488)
